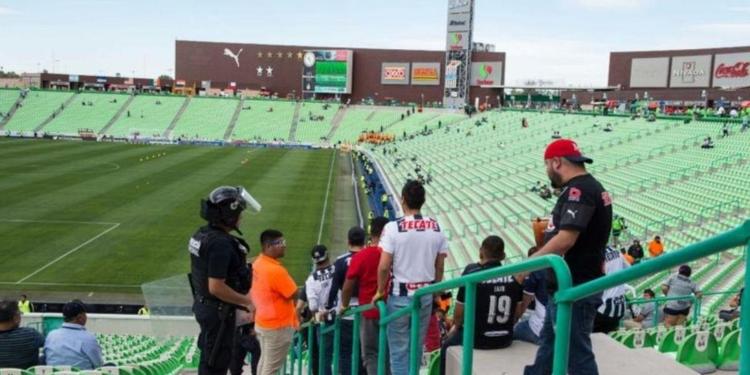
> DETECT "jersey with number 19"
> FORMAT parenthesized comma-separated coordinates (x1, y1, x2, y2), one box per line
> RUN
(456, 260, 523, 349)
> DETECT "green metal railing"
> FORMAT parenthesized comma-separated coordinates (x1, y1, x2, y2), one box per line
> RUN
(288, 220, 750, 375)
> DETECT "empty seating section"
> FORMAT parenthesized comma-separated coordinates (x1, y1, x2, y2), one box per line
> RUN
(230, 100, 296, 141)
(4, 90, 75, 132)
(295, 102, 337, 142)
(0, 89, 20, 116)
(367, 111, 749, 284)
(45, 93, 128, 134)
(106, 96, 185, 138)
(172, 97, 238, 141)
(331, 108, 401, 143)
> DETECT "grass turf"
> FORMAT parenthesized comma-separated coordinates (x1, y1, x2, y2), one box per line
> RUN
(0, 138, 338, 293)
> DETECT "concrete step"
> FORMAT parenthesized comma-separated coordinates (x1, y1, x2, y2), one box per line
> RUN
(445, 334, 701, 375)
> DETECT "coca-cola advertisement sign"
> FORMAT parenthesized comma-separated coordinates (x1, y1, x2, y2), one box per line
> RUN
(713, 52, 750, 88)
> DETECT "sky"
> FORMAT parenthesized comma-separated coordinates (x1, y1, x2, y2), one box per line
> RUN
(0, 0, 749, 86)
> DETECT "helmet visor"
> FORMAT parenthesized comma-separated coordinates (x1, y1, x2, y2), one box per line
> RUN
(238, 186, 262, 213)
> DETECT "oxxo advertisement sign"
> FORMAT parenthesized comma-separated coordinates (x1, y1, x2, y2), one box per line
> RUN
(670, 55, 711, 88)
(381, 63, 410, 85)
(411, 63, 440, 85)
(713, 52, 750, 88)
(630, 57, 669, 88)
(470, 62, 502, 86)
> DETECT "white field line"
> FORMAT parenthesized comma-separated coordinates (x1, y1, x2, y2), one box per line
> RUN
(316, 150, 337, 244)
(14, 222, 121, 284)
(0, 281, 140, 288)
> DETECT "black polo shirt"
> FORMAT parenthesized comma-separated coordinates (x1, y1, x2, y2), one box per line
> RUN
(544, 173, 613, 286)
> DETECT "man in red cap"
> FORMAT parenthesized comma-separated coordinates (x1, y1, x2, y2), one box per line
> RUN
(524, 139, 612, 375)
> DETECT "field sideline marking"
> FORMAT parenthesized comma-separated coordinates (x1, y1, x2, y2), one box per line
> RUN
(316, 150, 336, 244)
(0, 219, 120, 225)
(14, 222, 121, 284)
(0, 281, 140, 288)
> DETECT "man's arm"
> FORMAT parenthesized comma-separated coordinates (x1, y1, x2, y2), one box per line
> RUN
(434, 253, 446, 283)
(326, 261, 345, 310)
(452, 302, 465, 328)
(530, 229, 580, 258)
(376, 252, 393, 297)
(341, 278, 355, 308)
(515, 293, 534, 321)
(208, 278, 252, 307)
(86, 337, 104, 369)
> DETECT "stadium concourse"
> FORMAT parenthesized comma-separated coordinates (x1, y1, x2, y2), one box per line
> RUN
(0, 88, 748, 374)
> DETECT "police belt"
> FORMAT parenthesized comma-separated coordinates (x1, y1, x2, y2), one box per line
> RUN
(196, 295, 232, 310)
(390, 281, 433, 297)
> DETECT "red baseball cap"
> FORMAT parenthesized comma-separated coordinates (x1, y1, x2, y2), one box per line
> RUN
(544, 139, 593, 164)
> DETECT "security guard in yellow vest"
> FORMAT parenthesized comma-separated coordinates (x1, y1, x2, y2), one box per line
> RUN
(138, 305, 150, 316)
(18, 295, 32, 314)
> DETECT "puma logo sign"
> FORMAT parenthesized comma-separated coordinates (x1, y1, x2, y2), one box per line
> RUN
(224, 48, 243, 68)
(566, 209, 577, 218)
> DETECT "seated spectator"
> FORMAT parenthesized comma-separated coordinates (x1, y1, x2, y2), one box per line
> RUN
(538, 185, 552, 200)
(440, 236, 523, 374)
(44, 301, 103, 369)
(719, 288, 743, 322)
(662, 265, 702, 327)
(530, 181, 543, 193)
(550, 130, 561, 139)
(0, 300, 44, 369)
(514, 247, 547, 345)
(603, 123, 613, 132)
(622, 289, 659, 329)
(620, 248, 634, 265)
(648, 236, 664, 257)
(627, 240, 644, 264)
(594, 246, 631, 333)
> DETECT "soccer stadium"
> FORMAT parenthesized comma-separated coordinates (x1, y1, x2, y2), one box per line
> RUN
(0, 1, 749, 375)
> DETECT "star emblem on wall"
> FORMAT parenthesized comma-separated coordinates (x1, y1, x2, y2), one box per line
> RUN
(267, 52, 273, 58)
(297, 52, 303, 59)
(257, 66, 263, 76)
(257, 52, 263, 58)
(276, 52, 283, 58)
(287, 52, 293, 58)
(266, 66, 273, 77)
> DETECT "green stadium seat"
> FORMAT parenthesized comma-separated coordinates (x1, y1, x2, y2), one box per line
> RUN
(716, 328, 741, 371)
(427, 351, 441, 375)
(25, 367, 54, 375)
(658, 326, 688, 353)
(0, 370, 32, 375)
(621, 329, 656, 349)
(675, 331, 719, 374)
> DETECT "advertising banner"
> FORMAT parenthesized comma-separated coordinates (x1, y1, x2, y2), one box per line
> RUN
(302, 49, 354, 94)
(470, 62, 503, 86)
(447, 12, 471, 32)
(630, 57, 669, 88)
(448, 0, 472, 13)
(445, 60, 461, 89)
(670, 55, 711, 88)
(446, 31, 469, 51)
(381, 63, 410, 85)
(411, 63, 441, 85)
(713, 52, 750, 88)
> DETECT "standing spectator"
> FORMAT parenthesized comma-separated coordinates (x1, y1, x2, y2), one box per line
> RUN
(375, 180, 448, 375)
(623, 289, 659, 329)
(594, 246, 631, 333)
(514, 247, 548, 346)
(525, 138, 612, 375)
(325, 227, 367, 375)
(0, 300, 44, 369)
(137, 305, 150, 316)
(17, 295, 32, 315)
(627, 240, 644, 264)
(648, 236, 664, 257)
(305, 245, 335, 375)
(611, 215, 627, 247)
(722, 122, 730, 137)
(440, 235, 523, 374)
(44, 301, 103, 370)
(342, 217, 391, 375)
(741, 115, 749, 132)
(251, 230, 299, 375)
(662, 265, 702, 327)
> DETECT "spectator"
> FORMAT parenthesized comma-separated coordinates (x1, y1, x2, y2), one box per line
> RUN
(437, 292, 452, 313)
(137, 305, 149, 316)
(648, 236, 664, 257)
(611, 215, 627, 247)
(424, 303, 442, 353)
(551, 130, 561, 139)
(440, 235, 523, 374)
(44, 301, 103, 369)
(593, 246, 631, 333)
(525, 138, 612, 374)
(375, 180, 448, 375)
(17, 295, 32, 314)
(701, 137, 714, 149)
(722, 122, 730, 137)
(741, 115, 749, 132)
(251, 230, 299, 375)
(718, 288, 743, 322)
(662, 265, 702, 327)
(0, 299, 44, 369)
(514, 247, 548, 345)
(324, 227, 367, 375)
(622, 289, 659, 329)
(530, 181, 543, 193)
(304, 245, 335, 375)
(620, 248, 634, 265)
(341, 217, 391, 375)
(538, 185, 552, 200)
(627, 240, 644, 264)
(231, 298, 261, 375)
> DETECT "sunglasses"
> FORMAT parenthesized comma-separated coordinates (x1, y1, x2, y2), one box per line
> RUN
(267, 239, 286, 246)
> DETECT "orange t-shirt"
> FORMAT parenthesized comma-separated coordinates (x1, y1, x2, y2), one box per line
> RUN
(622, 253, 634, 265)
(648, 241, 664, 257)
(251, 254, 299, 329)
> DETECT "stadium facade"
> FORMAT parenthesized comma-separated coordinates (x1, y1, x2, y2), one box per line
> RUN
(562, 45, 750, 105)
(174, 40, 506, 106)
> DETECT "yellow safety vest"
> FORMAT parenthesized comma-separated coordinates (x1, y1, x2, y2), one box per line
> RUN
(18, 300, 31, 314)
(138, 307, 150, 316)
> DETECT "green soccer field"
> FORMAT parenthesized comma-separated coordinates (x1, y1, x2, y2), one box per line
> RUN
(0, 138, 344, 296)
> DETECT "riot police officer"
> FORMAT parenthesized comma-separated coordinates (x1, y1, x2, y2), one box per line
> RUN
(189, 186, 260, 375)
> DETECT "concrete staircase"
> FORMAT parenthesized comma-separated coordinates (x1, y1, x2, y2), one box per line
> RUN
(288, 101, 302, 141)
(0, 94, 26, 130)
(223, 97, 244, 141)
(162, 96, 192, 139)
(98, 95, 135, 135)
(324, 106, 348, 141)
(34, 92, 79, 132)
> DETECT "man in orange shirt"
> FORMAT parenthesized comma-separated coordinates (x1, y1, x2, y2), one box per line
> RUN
(648, 236, 664, 257)
(251, 229, 299, 375)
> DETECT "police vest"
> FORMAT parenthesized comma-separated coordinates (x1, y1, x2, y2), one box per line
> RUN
(188, 225, 251, 300)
